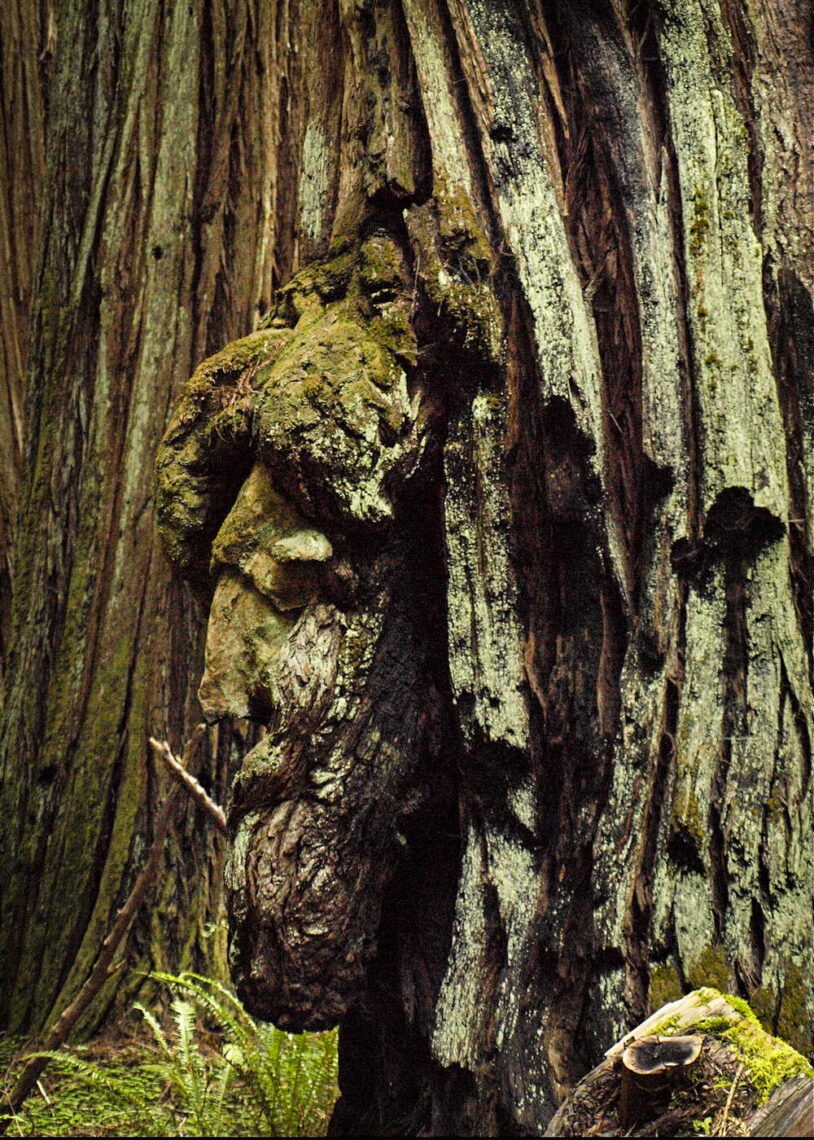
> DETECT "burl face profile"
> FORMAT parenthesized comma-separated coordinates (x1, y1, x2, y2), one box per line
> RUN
(155, 231, 443, 1030)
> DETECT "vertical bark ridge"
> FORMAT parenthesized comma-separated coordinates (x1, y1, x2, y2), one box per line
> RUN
(0, 0, 343, 1034)
(0, 0, 47, 677)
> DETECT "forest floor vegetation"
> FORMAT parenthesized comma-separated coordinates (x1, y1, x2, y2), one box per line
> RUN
(0, 972, 338, 1137)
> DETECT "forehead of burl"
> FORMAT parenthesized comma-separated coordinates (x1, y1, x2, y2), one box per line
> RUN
(155, 233, 428, 584)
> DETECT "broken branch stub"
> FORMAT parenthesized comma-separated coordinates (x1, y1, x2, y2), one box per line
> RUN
(546, 989, 814, 1137)
(148, 734, 226, 834)
(619, 1035, 703, 1128)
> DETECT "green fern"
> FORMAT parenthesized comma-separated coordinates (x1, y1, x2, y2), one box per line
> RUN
(149, 972, 338, 1137)
(2, 1046, 172, 1137)
(1, 973, 338, 1137)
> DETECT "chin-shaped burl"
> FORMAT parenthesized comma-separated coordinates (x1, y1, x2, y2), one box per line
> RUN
(226, 796, 398, 1031)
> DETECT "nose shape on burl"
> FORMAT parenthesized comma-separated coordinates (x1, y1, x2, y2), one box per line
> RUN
(197, 560, 313, 724)
(198, 462, 334, 724)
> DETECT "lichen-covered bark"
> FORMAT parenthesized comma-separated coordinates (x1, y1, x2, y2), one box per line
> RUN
(3, 0, 812, 1134)
(153, 2, 808, 1134)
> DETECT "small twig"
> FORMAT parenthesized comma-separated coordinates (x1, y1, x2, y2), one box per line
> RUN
(716, 1061, 745, 1136)
(149, 734, 226, 833)
(0, 729, 205, 1129)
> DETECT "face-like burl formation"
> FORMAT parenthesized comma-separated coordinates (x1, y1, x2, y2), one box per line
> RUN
(156, 232, 440, 1029)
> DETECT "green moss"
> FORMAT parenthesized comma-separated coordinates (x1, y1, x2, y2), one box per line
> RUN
(719, 1020, 814, 1104)
(687, 947, 732, 994)
(689, 189, 711, 257)
(670, 788, 707, 850)
(722, 993, 760, 1024)
(357, 234, 404, 296)
(749, 985, 777, 1032)
(776, 963, 814, 1057)
(650, 964, 684, 1011)
(404, 196, 503, 363)
(280, 251, 355, 313)
(682, 988, 812, 1105)
(695, 1015, 738, 1035)
(738, 967, 812, 1059)
(650, 1014, 682, 1036)
(434, 176, 494, 267)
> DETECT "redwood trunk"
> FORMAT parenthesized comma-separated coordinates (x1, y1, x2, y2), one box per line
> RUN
(1, 1, 812, 1137)
(0, 0, 288, 1032)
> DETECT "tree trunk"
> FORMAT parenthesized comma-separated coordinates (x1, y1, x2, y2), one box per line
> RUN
(3, 0, 812, 1136)
(0, 0, 46, 685)
(0, 0, 290, 1033)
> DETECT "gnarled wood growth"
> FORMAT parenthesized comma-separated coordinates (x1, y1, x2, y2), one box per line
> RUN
(2, 0, 812, 1135)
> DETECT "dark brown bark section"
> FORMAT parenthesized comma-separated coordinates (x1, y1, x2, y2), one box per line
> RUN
(0, 0, 299, 1033)
(0, 0, 47, 680)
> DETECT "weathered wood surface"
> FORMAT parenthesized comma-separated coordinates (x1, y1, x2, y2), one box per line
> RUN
(749, 1076, 814, 1138)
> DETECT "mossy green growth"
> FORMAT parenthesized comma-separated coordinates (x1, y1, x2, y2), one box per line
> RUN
(750, 964, 814, 1058)
(749, 984, 777, 1034)
(695, 1016, 739, 1036)
(276, 250, 356, 316)
(686, 988, 812, 1105)
(690, 987, 758, 1023)
(689, 188, 711, 258)
(650, 1014, 682, 1036)
(669, 788, 706, 850)
(357, 233, 404, 298)
(718, 1019, 814, 1104)
(775, 963, 814, 1058)
(687, 946, 732, 994)
(649, 963, 684, 1011)
(404, 194, 503, 363)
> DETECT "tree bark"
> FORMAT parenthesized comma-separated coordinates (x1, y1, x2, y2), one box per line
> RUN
(2, 0, 813, 1136)
(0, 0, 47, 685)
(0, 0, 290, 1033)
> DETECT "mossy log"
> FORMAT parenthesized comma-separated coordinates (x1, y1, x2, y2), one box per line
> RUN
(546, 989, 814, 1137)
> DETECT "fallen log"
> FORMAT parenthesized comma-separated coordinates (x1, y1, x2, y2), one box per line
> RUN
(545, 989, 813, 1137)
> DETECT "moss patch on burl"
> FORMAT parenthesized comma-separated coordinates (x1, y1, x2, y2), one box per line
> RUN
(155, 227, 437, 585)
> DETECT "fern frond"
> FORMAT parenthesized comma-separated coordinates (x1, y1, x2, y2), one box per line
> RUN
(135, 1002, 172, 1060)
(13, 974, 337, 1137)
